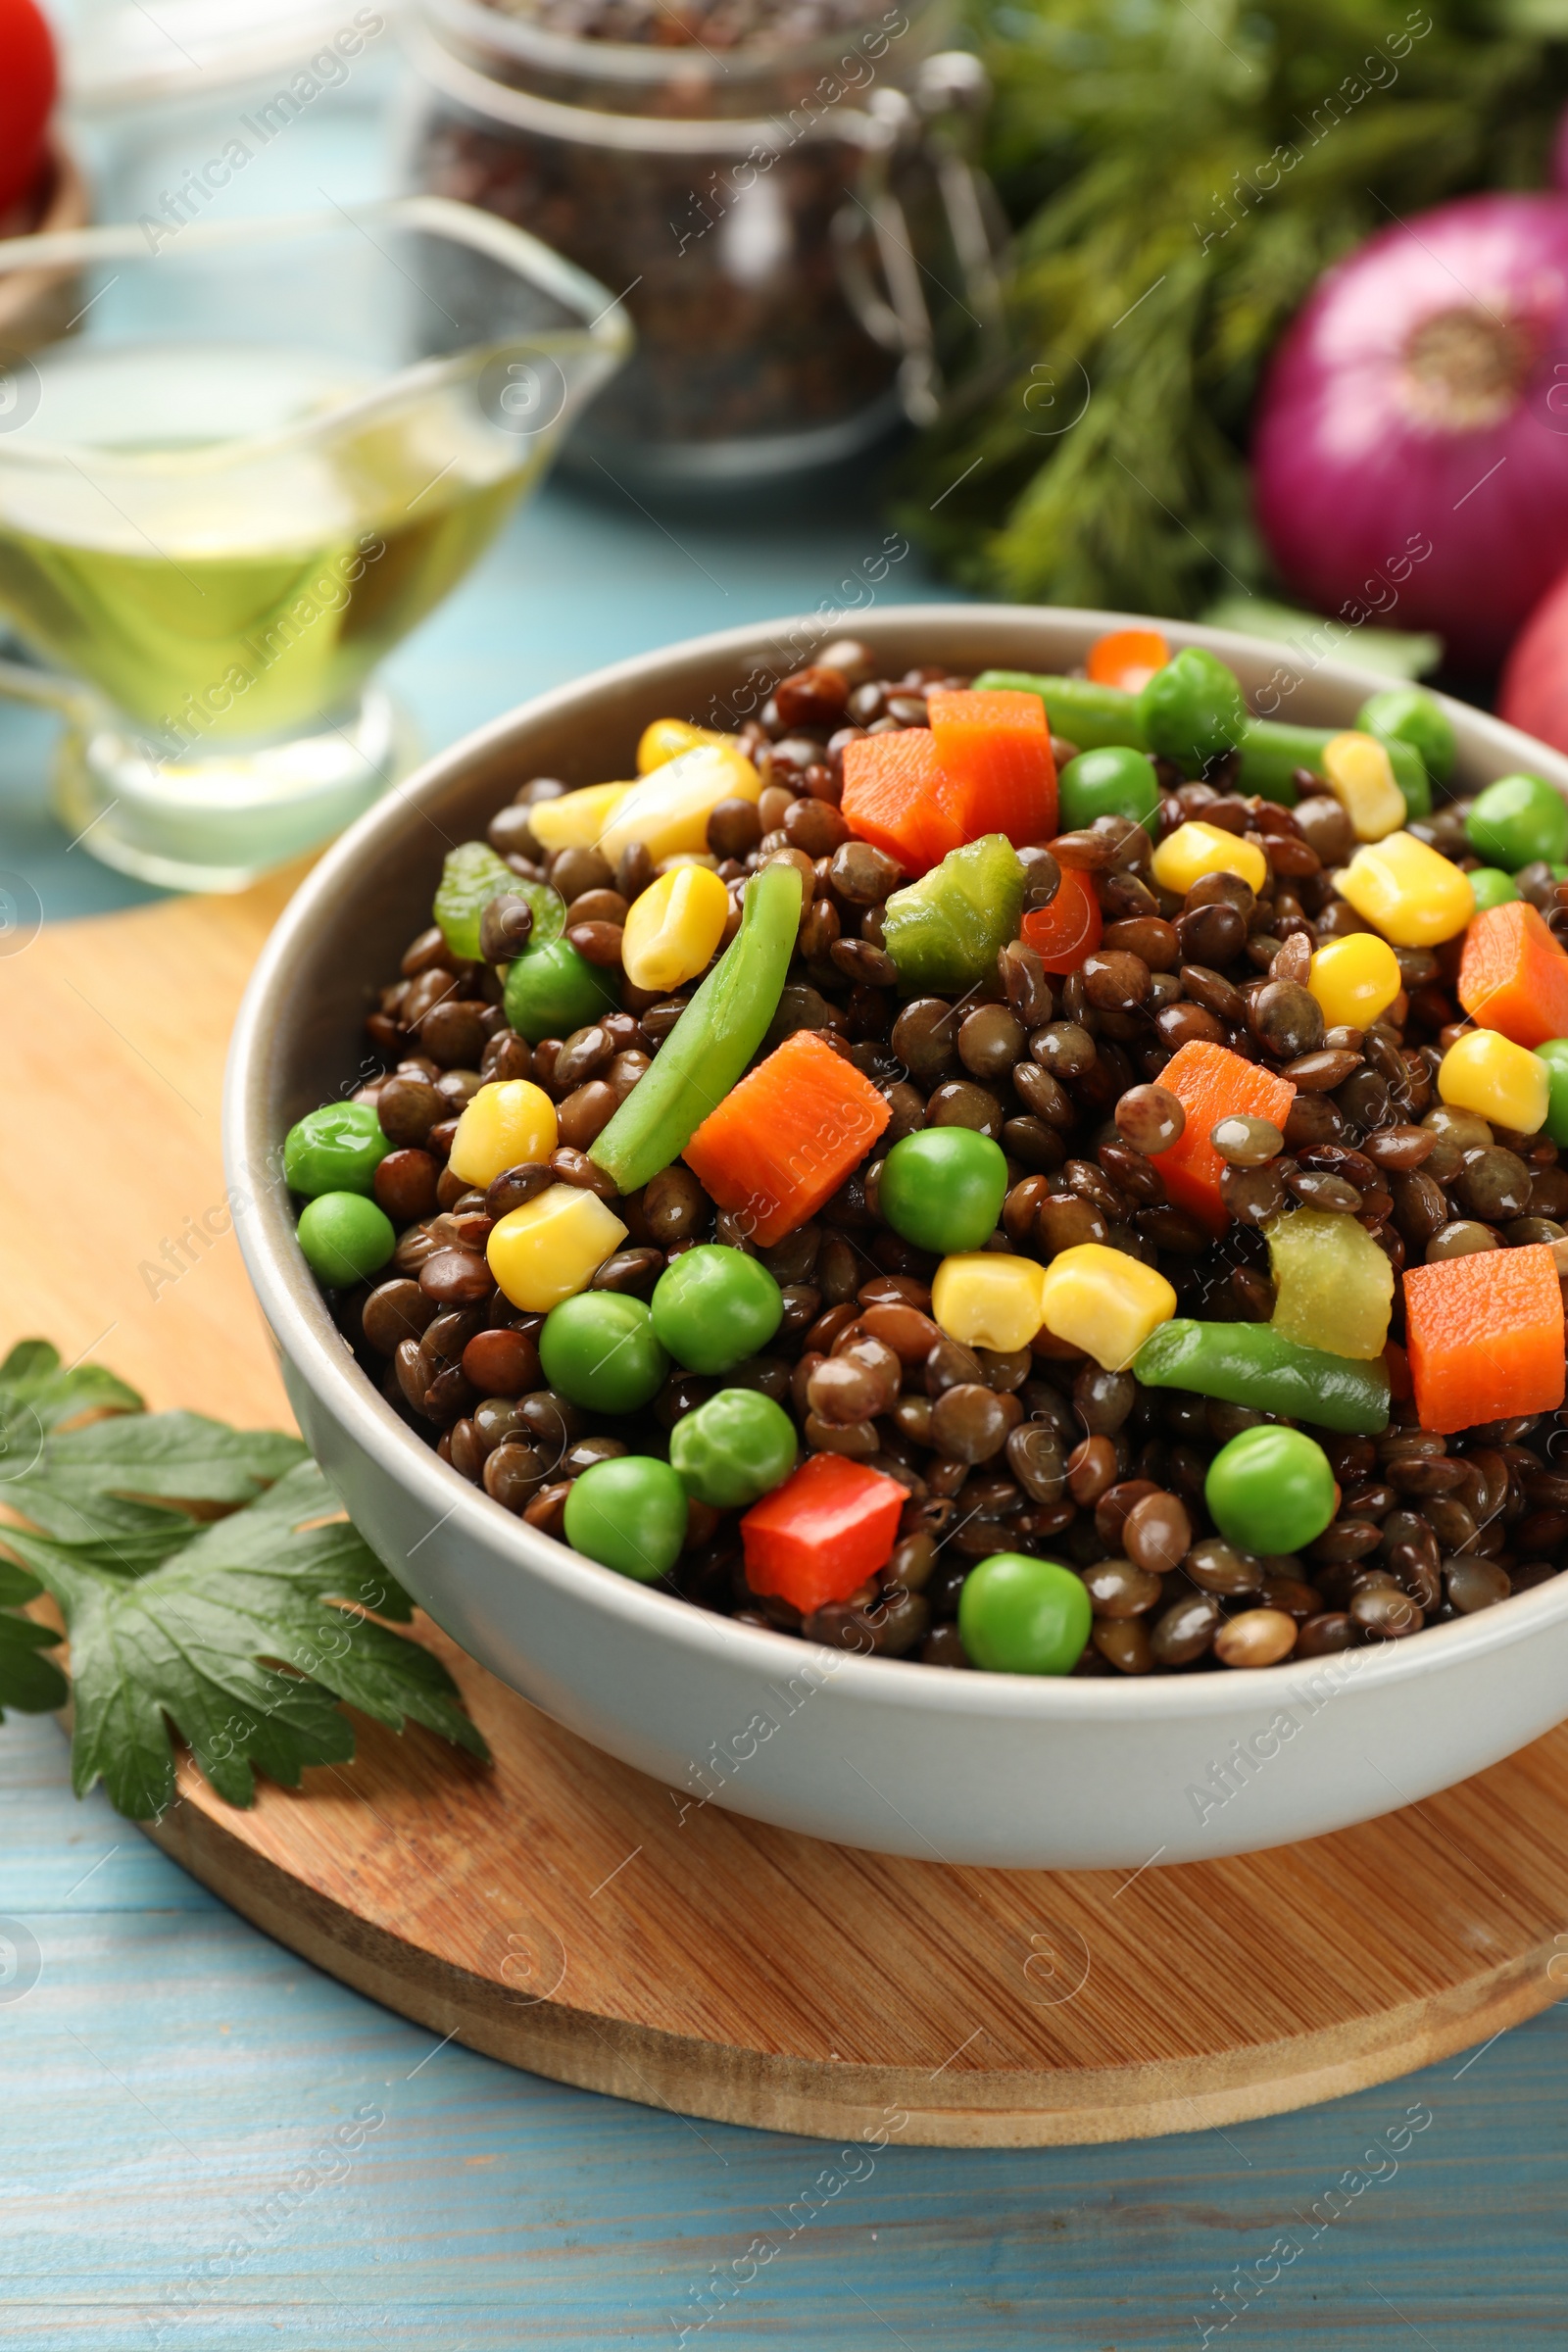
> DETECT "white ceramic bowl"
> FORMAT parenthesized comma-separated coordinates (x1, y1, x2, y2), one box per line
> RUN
(226, 605, 1568, 1869)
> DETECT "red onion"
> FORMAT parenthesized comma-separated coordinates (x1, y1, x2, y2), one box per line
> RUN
(1253, 194, 1568, 669)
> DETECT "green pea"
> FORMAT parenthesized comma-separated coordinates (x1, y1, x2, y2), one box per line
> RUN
(283, 1101, 388, 1199)
(1535, 1039, 1568, 1148)
(1467, 867, 1520, 911)
(296, 1192, 395, 1286)
(669, 1388, 798, 1508)
(564, 1455, 688, 1582)
(538, 1292, 668, 1414)
(957, 1553, 1092, 1675)
(1356, 685, 1456, 787)
(650, 1245, 783, 1375)
(1466, 773, 1568, 874)
(1056, 744, 1161, 838)
(1204, 1425, 1336, 1554)
(1135, 648, 1249, 774)
(503, 938, 619, 1044)
(879, 1128, 1008, 1255)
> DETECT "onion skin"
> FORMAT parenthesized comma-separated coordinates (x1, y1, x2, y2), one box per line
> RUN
(1253, 195, 1568, 670)
(1499, 566, 1568, 756)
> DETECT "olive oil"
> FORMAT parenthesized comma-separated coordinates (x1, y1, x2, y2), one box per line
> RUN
(0, 342, 541, 743)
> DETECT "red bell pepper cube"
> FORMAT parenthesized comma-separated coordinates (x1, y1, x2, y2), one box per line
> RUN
(1020, 860, 1104, 968)
(1155, 1040, 1298, 1235)
(683, 1028, 891, 1249)
(741, 1452, 906, 1613)
(840, 730, 963, 877)
(926, 689, 1058, 848)
(1020, 861, 1102, 972)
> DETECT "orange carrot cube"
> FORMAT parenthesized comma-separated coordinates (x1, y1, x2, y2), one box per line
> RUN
(1155, 1040, 1298, 1235)
(1085, 627, 1170, 694)
(1457, 899, 1568, 1049)
(926, 689, 1058, 848)
(840, 731, 963, 876)
(1403, 1242, 1565, 1435)
(683, 1028, 891, 1249)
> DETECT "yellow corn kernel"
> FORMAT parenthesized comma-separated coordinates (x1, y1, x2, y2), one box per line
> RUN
(528, 781, 631, 855)
(1321, 731, 1406, 843)
(487, 1184, 628, 1313)
(931, 1252, 1049, 1354)
(1306, 932, 1403, 1030)
(636, 717, 732, 773)
(597, 742, 761, 867)
(621, 863, 730, 993)
(1334, 830, 1475, 949)
(1151, 819, 1268, 898)
(1038, 1242, 1176, 1372)
(447, 1080, 559, 1191)
(1437, 1027, 1550, 1135)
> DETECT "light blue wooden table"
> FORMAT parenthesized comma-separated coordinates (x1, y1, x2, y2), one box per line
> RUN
(4, 61, 1567, 2352)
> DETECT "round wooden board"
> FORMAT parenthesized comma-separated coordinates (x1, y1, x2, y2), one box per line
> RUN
(7, 879, 1568, 2147)
(141, 1638, 1568, 2147)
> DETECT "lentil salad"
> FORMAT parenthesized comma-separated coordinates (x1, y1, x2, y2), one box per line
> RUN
(284, 629, 1568, 1679)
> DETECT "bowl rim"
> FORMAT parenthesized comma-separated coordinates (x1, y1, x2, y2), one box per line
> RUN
(224, 600, 1568, 1725)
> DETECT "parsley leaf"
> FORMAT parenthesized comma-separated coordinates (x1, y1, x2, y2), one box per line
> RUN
(0, 1340, 488, 1815)
(7, 1405, 307, 1545)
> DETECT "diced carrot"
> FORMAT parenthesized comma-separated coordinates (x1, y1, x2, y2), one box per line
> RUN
(741, 1452, 906, 1613)
(1156, 1040, 1298, 1235)
(683, 1028, 891, 1249)
(1403, 1242, 1565, 1435)
(1020, 862, 1102, 973)
(841, 730, 963, 877)
(1086, 627, 1170, 694)
(1457, 899, 1568, 1048)
(926, 689, 1058, 847)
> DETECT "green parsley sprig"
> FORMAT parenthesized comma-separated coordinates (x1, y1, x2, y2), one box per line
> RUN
(0, 1341, 488, 1820)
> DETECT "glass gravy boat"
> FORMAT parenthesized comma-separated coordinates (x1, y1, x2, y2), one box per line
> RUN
(0, 196, 630, 889)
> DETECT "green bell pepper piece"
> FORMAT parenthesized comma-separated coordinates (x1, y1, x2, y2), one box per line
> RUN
(436, 840, 564, 964)
(1132, 1318, 1391, 1435)
(882, 833, 1025, 996)
(588, 858, 804, 1194)
(972, 670, 1146, 752)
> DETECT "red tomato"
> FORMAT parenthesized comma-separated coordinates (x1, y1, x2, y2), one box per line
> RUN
(1500, 564, 1568, 758)
(1020, 862, 1102, 973)
(0, 0, 58, 218)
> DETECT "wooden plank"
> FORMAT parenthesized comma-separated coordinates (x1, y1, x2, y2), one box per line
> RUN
(7, 1702, 1568, 2351)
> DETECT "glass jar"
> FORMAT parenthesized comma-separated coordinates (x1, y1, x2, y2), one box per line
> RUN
(401, 0, 1004, 485)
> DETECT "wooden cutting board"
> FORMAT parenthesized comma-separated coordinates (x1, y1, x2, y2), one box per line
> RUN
(6, 876, 1568, 2147)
